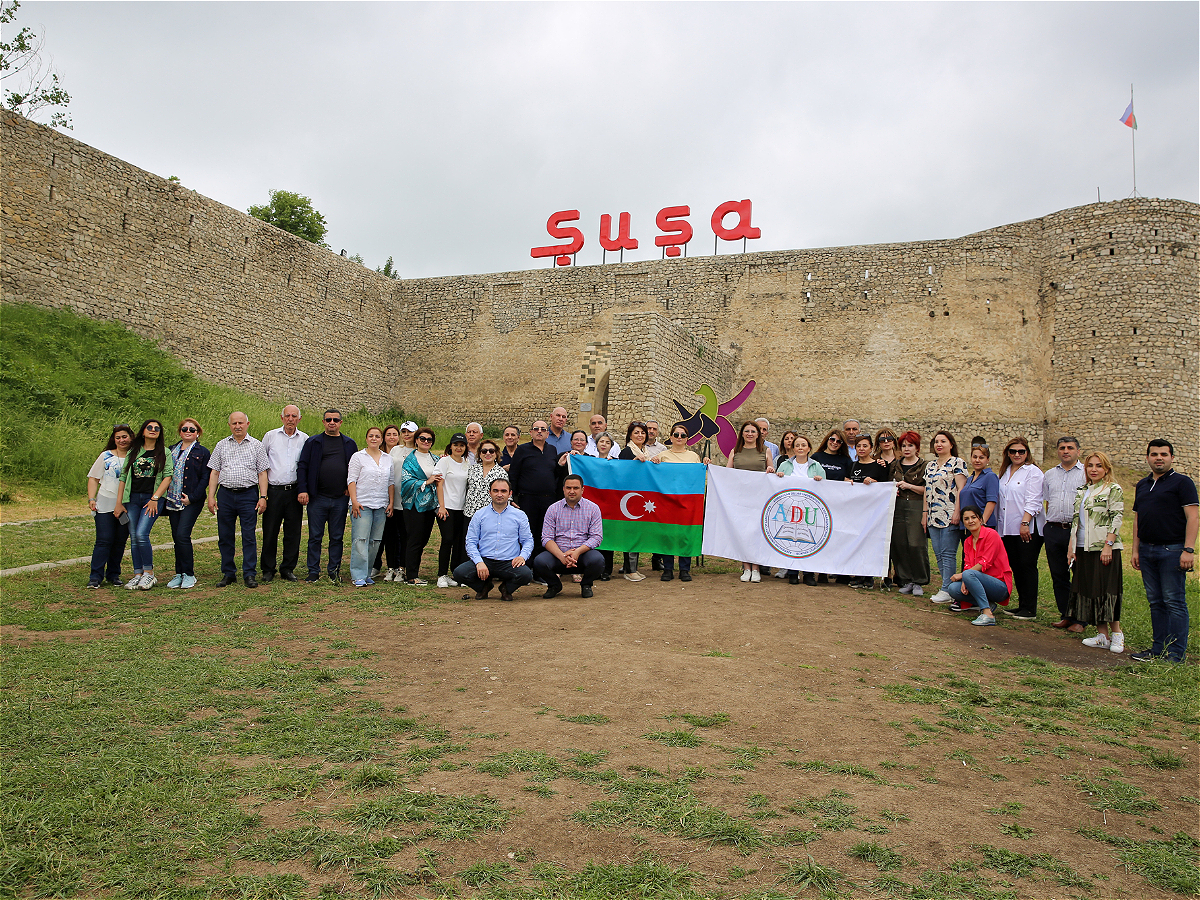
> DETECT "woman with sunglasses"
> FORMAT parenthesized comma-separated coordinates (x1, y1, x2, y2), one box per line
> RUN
(115, 419, 175, 590)
(399, 427, 441, 585)
(164, 418, 211, 589)
(996, 436, 1045, 620)
(86, 424, 135, 588)
(464, 439, 509, 519)
(651, 424, 704, 581)
(874, 428, 900, 468)
(811, 429, 851, 481)
(893, 430, 930, 596)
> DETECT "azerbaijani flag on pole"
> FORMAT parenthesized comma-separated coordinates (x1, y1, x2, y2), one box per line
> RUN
(570, 456, 706, 556)
(1120, 101, 1137, 129)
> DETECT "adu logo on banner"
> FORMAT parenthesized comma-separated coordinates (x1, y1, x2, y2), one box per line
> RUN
(761, 489, 832, 559)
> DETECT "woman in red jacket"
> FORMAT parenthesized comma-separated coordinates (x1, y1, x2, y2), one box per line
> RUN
(946, 505, 1013, 626)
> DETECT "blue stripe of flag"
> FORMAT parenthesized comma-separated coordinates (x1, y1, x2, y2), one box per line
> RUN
(571, 456, 706, 495)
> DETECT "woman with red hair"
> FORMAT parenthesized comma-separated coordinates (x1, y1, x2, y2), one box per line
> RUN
(891, 430, 930, 595)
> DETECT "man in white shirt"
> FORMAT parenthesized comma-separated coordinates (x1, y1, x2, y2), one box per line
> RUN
(260, 405, 309, 583)
(585, 414, 619, 458)
(464, 422, 484, 464)
(1043, 436, 1086, 632)
(644, 420, 667, 459)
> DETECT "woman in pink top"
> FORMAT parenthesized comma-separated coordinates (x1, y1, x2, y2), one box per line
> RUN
(945, 505, 1013, 626)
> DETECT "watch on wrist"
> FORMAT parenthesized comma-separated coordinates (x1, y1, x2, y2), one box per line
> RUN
(1105, 539, 1115, 546)
(1185, 547, 1195, 554)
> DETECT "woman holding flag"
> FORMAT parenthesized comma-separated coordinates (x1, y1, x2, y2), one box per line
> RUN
(618, 421, 652, 580)
(651, 424, 703, 581)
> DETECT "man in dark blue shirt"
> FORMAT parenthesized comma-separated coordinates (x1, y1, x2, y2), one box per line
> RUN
(297, 409, 358, 584)
(508, 419, 564, 556)
(1130, 439, 1198, 663)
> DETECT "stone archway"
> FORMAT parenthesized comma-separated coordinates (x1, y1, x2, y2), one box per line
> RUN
(576, 342, 611, 429)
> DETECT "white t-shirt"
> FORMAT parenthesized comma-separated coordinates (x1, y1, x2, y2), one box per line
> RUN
(87, 450, 127, 513)
(434, 456, 470, 510)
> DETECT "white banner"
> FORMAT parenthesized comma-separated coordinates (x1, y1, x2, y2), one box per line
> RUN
(701, 468, 898, 576)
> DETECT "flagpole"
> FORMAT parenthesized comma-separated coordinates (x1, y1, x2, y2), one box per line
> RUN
(1129, 84, 1139, 198)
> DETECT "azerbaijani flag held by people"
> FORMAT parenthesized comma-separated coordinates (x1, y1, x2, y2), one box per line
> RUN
(570, 456, 706, 556)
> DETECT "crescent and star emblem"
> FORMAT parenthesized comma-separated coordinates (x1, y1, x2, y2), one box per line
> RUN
(619, 493, 656, 519)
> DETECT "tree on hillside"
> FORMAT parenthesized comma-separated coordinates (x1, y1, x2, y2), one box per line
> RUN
(376, 256, 400, 279)
(1, 0, 73, 129)
(247, 190, 328, 245)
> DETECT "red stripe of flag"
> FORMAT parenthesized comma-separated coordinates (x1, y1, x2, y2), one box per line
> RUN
(585, 486, 705, 528)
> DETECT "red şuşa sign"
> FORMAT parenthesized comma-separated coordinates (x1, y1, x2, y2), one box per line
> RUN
(532, 200, 760, 265)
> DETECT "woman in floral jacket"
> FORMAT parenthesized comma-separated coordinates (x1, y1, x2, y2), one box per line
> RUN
(1067, 451, 1125, 655)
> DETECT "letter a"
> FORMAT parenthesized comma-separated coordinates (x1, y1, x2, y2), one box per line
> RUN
(711, 199, 761, 241)
(599, 212, 639, 251)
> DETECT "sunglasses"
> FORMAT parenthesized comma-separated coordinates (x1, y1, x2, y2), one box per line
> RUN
(1009, 448, 1028, 455)
(879, 437, 895, 443)
(828, 438, 841, 444)
(417, 436, 433, 443)
(325, 417, 341, 423)
(145, 425, 161, 432)
(480, 448, 497, 454)
(671, 432, 688, 439)
(532, 426, 548, 432)
(180, 426, 198, 433)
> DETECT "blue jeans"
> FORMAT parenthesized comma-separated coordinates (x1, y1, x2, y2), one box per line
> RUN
(168, 502, 204, 576)
(216, 486, 259, 579)
(929, 525, 961, 593)
(127, 492, 163, 572)
(1139, 543, 1190, 662)
(349, 506, 388, 581)
(307, 493, 349, 578)
(947, 570, 1011, 610)
(661, 555, 691, 575)
(89, 509, 129, 584)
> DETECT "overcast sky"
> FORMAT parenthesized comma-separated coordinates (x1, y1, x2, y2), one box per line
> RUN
(13, 1, 1200, 278)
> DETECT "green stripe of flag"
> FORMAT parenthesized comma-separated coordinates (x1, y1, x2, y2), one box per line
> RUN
(599, 519, 703, 556)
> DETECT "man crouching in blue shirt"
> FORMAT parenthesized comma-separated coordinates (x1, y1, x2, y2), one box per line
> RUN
(455, 478, 534, 602)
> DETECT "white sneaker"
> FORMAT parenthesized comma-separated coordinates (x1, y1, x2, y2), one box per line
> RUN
(1082, 633, 1111, 649)
(1109, 633, 1125, 654)
(396, 568, 406, 582)
(125, 574, 143, 590)
(750, 570, 761, 583)
(899, 583, 914, 594)
(370, 567, 381, 578)
(167, 574, 184, 589)
(910, 585, 924, 597)
(437, 575, 451, 588)
(930, 590, 954, 604)
(383, 568, 396, 582)
(774, 569, 788, 579)
(740, 570, 752, 582)
(138, 572, 158, 590)
(181, 575, 197, 589)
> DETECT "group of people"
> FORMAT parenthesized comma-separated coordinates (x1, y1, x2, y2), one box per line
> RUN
(85, 408, 1195, 663)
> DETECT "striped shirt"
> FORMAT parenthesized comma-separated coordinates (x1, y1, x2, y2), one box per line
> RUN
(540, 497, 603, 551)
(208, 434, 270, 489)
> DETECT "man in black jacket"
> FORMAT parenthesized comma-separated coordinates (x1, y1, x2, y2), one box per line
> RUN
(297, 409, 358, 584)
(508, 419, 563, 556)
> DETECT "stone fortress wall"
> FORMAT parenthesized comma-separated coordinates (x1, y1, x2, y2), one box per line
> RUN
(3, 111, 1197, 473)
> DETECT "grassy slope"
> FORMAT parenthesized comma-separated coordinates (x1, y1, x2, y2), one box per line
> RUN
(0, 303, 480, 501)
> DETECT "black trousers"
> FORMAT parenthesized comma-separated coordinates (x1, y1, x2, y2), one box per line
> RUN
(533, 548, 605, 590)
(1003, 530, 1044, 615)
(261, 483, 303, 577)
(437, 509, 468, 576)
(374, 508, 405, 570)
(1042, 523, 1078, 622)
(516, 492, 555, 553)
(403, 509, 436, 581)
